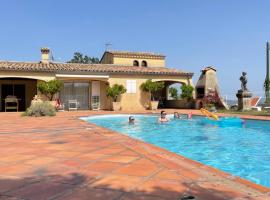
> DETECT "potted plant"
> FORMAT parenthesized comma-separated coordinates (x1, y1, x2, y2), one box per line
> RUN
(106, 84, 126, 111)
(140, 79, 164, 110)
(180, 84, 194, 108)
(37, 79, 63, 106)
(203, 89, 219, 111)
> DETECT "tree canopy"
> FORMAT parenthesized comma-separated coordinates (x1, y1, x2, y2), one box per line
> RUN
(180, 84, 194, 101)
(68, 52, 99, 64)
(140, 79, 164, 101)
(37, 80, 63, 101)
(106, 84, 126, 102)
(169, 87, 178, 100)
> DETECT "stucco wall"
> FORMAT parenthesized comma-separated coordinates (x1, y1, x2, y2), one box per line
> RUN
(113, 57, 165, 67)
(108, 75, 193, 111)
(99, 81, 110, 110)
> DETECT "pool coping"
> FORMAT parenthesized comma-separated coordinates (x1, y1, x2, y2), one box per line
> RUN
(80, 112, 270, 194)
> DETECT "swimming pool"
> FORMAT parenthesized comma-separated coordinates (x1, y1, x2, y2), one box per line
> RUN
(81, 114, 270, 188)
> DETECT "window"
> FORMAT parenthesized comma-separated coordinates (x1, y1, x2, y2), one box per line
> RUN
(141, 60, 147, 67)
(126, 80, 137, 93)
(60, 82, 89, 110)
(133, 60, 139, 66)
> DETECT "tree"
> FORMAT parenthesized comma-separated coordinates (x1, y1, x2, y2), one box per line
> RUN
(68, 52, 99, 64)
(37, 80, 63, 101)
(180, 84, 194, 101)
(106, 84, 126, 102)
(169, 87, 178, 100)
(264, 79, 270, 104)
(140, 79, 164, 101)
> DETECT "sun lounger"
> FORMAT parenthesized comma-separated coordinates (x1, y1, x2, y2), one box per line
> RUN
(250, 97, 262, 111)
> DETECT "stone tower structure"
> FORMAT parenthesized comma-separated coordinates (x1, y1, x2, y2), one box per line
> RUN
(195, 66, 229, 109)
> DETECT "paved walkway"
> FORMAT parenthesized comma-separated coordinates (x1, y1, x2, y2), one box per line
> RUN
(0, 110, 269, 200)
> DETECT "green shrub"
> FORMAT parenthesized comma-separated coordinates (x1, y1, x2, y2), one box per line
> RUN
(140, 79, 164, 101)
(169, 87, 178, 100)
(106, 84, 126, 102)
(37, 79, 63, 101)
(181, 84, 194, 101)
(24, 102, 56, 117)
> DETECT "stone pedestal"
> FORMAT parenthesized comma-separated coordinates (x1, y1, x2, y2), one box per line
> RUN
(236, 90, 252, 111)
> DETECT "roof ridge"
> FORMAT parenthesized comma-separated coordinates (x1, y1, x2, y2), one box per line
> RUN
(106, 50, 165, 57)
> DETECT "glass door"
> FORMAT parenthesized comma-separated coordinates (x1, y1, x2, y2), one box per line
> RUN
(60, 82, 89, 110)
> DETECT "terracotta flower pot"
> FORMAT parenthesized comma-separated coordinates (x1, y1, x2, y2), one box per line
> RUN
(150, 101, 159, 110)
(112, 102, 121, 111)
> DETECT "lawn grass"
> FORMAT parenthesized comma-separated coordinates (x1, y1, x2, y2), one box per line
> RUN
(217, 109, 270, 116)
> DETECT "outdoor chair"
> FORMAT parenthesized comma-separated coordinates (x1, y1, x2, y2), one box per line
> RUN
(5, 96, 19, 112)
(251, 97, 262, 111)
(68, 100, 78, 111)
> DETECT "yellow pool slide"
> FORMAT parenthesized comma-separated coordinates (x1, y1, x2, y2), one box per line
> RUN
(200, 108, 219, 120)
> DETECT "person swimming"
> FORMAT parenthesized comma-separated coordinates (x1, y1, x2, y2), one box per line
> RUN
(188, 112, 192, 119)
(129, 116, 135, 124)
(174, 112, 181, 119)
(158, 111, 170, 123)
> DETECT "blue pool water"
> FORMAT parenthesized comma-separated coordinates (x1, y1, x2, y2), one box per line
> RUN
(82, 114, 270, 188)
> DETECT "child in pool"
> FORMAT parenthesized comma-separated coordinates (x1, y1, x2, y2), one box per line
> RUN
(129, 116, 135, 124)
(158, 111, 170, 123)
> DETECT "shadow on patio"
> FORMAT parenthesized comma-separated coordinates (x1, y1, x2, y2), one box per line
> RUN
(0, 172, 262, 200)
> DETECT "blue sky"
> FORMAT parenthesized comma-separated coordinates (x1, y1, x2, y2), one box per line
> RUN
(0, 0, 269, 99)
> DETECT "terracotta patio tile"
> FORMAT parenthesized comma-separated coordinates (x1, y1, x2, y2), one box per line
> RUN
(55, 187, 122, 200)
(47, 173, 88, 186)
(153, 169, 188, 182)
(82, 161, 124, 173)
(0, 110, 268, 200)
(23, 157, 58, 167)
(93, 146, 126, 155)
(0, 196, 22, 200)
(0, 176, 40, 193)
(135, 179, 188, 199)
(49, 151, 82, 158)
(120, 193, 166, 200)
(0, 155, 37, 164)
(91, 174, 143, 192)
(0, 165, 34, 177)
(118, 149, 141, 157)
(6, 179, 73, 200)
(75, 153, 107, 163)
(189, 182, 248, 200)
(101, 155, 138, 164)
(177, 168, 202, 180)
(114, 158, 160, 177)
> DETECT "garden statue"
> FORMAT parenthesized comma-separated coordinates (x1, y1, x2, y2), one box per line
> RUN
(236, 71, 252, 111)
(240, 72, 248, 91)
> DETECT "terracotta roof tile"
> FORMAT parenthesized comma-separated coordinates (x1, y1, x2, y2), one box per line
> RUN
(0, 61, 193, 76)
(105, 50, 165, 59)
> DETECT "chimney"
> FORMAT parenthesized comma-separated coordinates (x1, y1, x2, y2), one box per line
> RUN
(41, 47, 50, 64)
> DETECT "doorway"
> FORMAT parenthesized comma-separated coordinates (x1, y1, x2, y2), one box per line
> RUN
(1, 84, 26, 111)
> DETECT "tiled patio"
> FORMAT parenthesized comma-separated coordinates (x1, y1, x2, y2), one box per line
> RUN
(0, 110, 270, 200)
